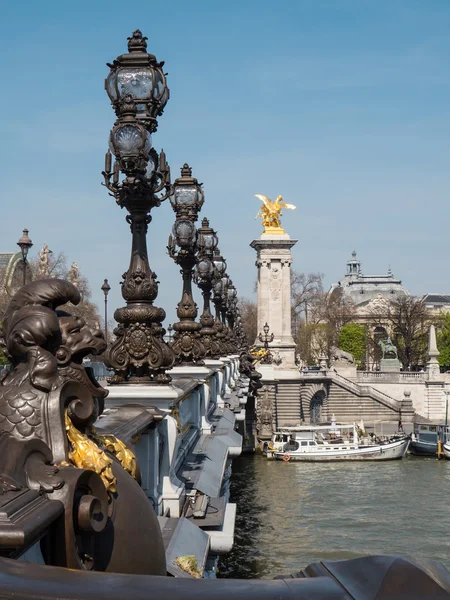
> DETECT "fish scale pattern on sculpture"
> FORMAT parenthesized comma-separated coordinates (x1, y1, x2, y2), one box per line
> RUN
(0, 386, 42, 439)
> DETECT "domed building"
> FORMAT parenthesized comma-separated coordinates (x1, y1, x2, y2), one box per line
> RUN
(329, 251, 410, 317)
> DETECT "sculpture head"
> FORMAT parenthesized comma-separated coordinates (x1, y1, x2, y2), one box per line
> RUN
(2, 280, 81, 391)
(56, 313, 106, 366)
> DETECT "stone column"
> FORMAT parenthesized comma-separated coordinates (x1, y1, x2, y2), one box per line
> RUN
(427, 324, 441, 381)
(250, 231, 297, 369)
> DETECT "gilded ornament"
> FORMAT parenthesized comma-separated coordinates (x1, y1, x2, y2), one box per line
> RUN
(91, 428, 137, 480)
(64, 411, 117, 493)
(254, 194, 296, 233)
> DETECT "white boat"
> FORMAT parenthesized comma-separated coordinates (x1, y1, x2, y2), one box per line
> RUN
(442, 442, 450, 459)
(272, 422, 410, 462)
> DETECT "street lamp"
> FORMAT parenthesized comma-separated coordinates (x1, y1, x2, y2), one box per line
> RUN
(212, 248, 227, 356)
(101, 279, 111, 343)
(193, 217, 221, 358)
(17, 228, 33, 287)
(167, 323, 173, 342)
(258, 322, 274, 364)
(167, 164, 205, 364)
(102, 30, 175, 385)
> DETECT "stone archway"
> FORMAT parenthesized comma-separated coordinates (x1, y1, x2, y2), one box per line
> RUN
(300, 382, 328, 424)
(310, 390, 327, 424)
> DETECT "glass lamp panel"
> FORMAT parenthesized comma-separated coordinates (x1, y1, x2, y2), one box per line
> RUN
(197, 259, 212, 277)
(202, 233, 217, 250)
(145, 154, 156, 179)
(160, 87, 169, 108)
(174, 185, 198, 207)
(113, 125, 144, 156)
(153, 70, 165, 99)
(106, 70, 118, 101)
(143, 132, 152, 156)
(214, 280, 222, 295)
(214, 258, 226, 274)
(117, 67, 154, 101)
(174, 220, 195, 246)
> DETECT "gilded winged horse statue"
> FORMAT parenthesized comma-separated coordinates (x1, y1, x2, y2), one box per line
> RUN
(254, 194, 296, 231)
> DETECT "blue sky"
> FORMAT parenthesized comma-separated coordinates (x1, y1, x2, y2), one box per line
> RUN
(1, 0, 450, 325)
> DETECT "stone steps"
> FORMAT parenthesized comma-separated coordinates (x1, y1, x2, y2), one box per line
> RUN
(274, 383, 302, 427)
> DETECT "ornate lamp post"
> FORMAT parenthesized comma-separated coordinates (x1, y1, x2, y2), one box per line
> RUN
(194, 218, 221, 358)
(167, 164, 205, 364)
(101, 279, 111, 342)
(167, 323, 173, 342)
(212, 248, 227, 356)
(226, 280, 238, 353)
(259, 322, 274, 350)
(17, 229, 33, 287)
(258, 322, 274, 364)
(102, 30, 175, 384)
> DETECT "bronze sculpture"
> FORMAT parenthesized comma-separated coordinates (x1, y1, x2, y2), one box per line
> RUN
(0, 279, 165, 575)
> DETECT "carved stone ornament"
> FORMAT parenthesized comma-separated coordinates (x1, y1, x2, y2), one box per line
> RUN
(0, 279, 166, 575)
(358, 292, 392, 315)
(269, 264, 282, 301)
(256, 386, 273, 439)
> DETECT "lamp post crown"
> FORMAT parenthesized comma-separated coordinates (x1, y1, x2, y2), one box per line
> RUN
(101, 279, 111, 296)
(17, 228, 33, 257)
(127, 30, 148, 53)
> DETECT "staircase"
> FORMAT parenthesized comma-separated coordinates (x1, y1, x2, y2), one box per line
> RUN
(273, 383, 302, 428)
(326, 372, 414, 423)
(260, 372, 415, 429)
(425, 383, 445, 421)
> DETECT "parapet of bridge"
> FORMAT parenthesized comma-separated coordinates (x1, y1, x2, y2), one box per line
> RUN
(96, 356, 249, 577)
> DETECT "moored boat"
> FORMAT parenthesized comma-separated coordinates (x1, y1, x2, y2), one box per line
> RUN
(443, 442, 450, 459)
(273, 423, 410, 462)
(409, 423, 450, 456)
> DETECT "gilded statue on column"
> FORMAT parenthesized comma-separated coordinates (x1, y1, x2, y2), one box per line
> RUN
(254, 194, 296, 233)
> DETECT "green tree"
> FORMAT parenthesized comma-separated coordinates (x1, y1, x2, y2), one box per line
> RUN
(437, 312, 450, 368)
(338, 322, 368, 368)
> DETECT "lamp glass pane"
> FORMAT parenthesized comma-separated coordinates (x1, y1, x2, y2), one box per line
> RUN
(106, 71, 118, 101)
(117, 68, 153, 101)
(174, 220, 195, 246)
(145, 154, 156, 179)
(153, 70, 165, 99)
(174, 186, 197, 207)
(113, 125, 144, 156)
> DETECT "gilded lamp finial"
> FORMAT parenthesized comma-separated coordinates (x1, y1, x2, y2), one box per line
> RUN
(254, 194, 296, 234)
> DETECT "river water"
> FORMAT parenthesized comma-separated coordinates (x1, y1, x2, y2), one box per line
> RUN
(219, 454, 450, 579)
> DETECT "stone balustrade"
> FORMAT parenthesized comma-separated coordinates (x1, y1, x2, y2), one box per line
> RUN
(357, 371, 428, 383)
(91, 355, 246, 577)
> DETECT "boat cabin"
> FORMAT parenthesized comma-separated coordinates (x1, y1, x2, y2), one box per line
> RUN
(414, 423, 450, 443)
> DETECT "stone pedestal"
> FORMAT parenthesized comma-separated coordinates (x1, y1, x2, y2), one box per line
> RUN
(380, 358, 401, 373)
(251, 231, 297, 370)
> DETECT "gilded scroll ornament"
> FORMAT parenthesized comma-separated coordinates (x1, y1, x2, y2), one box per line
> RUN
(64, 411, 117, 493)
(254, 194, 296, 233)
(91, 428, 137, 480)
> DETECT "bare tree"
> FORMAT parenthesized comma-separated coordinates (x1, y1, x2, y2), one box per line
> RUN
(291, 271, 324, 332)
(296, 288, 356, 364)
(369, 296, 431, 369)
(238, 297, 257, 346)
